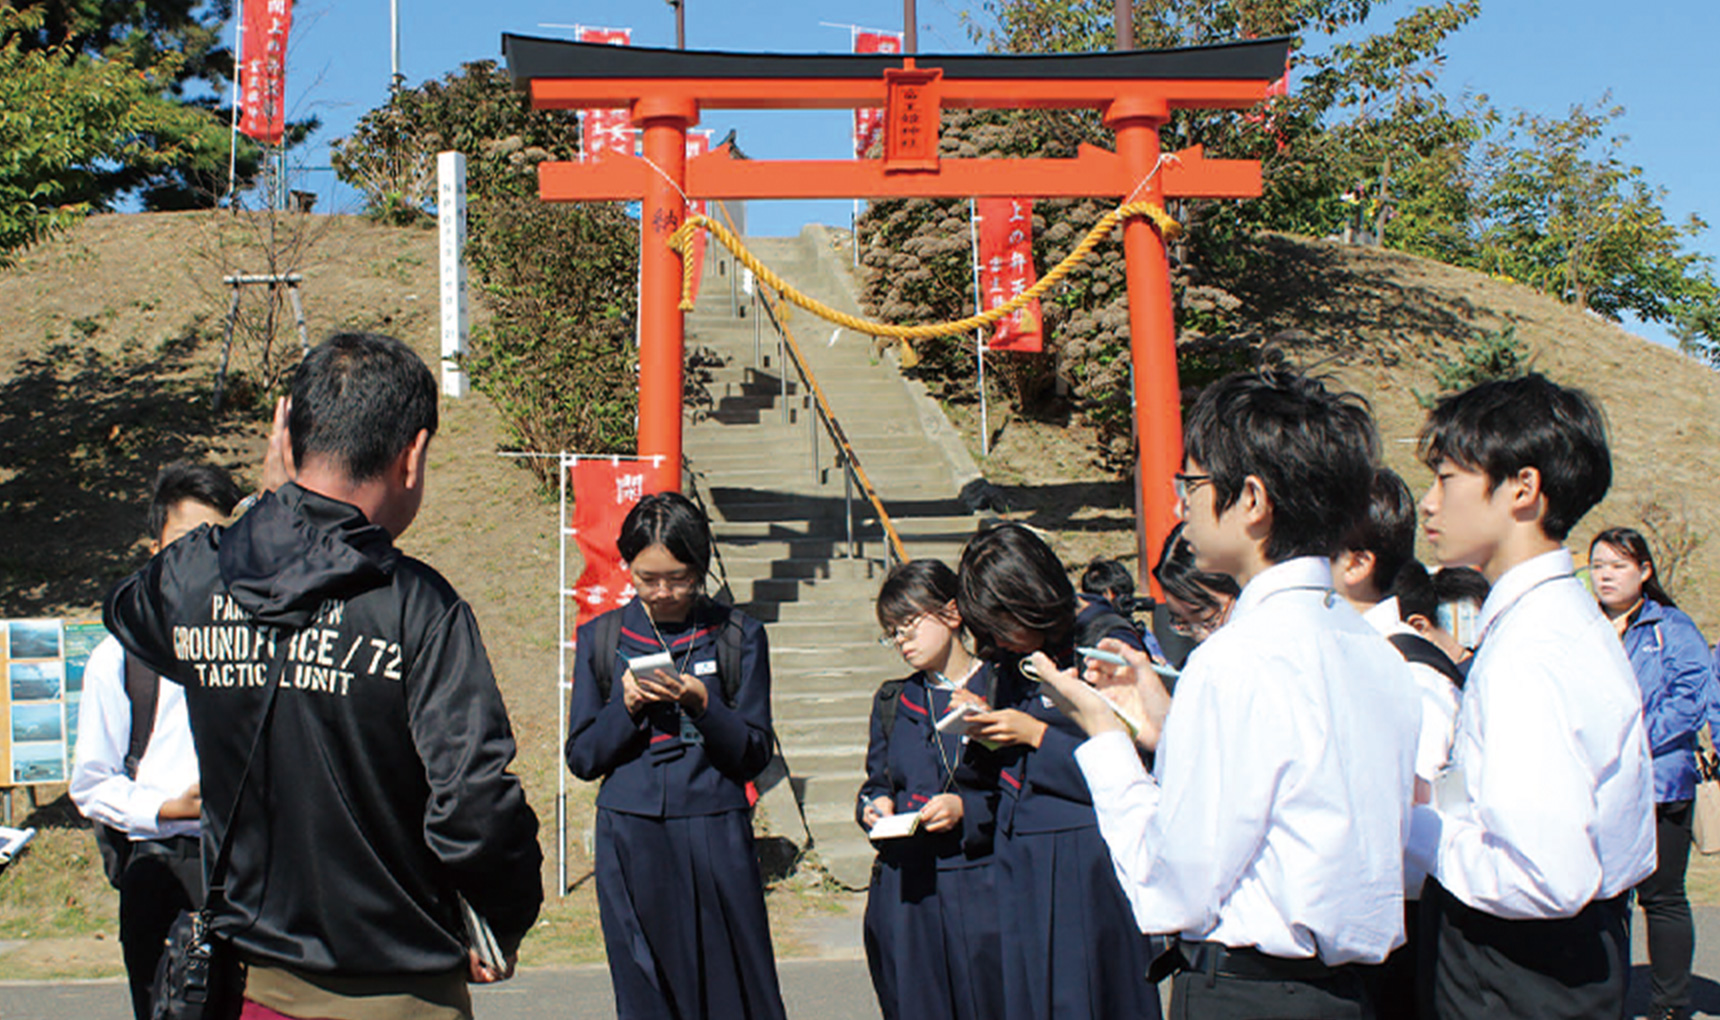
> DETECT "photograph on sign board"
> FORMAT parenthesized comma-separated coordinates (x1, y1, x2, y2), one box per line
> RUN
(10, 661, 64, 701)
(8, 619, 62, 660)
(63, 622, 106, 694)
(66, 692, 81, 748)
(11, 742, 66, 783)
(12, 704, 63, 743)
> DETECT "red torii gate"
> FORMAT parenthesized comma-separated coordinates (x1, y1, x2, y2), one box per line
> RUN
(504, 34, 1290, 577)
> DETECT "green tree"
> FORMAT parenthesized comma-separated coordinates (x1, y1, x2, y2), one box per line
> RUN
(5, 0, 300, 210)
(331, 60, 582, 223)
(0, 8, 215, 265)
(1474, 98, 1720, 351)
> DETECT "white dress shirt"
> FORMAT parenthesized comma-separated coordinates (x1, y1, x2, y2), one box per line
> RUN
(1363, 597, 1461, 783)
(1075, 557, 1422, 965)
(1407, 549, 1656, 919)
(69, 636, 200, 840)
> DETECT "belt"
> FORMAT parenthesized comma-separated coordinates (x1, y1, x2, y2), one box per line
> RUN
(1180, 941, 1339, 983)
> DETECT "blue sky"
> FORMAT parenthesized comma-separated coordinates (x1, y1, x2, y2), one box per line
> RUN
(272, 0, 1719, 343)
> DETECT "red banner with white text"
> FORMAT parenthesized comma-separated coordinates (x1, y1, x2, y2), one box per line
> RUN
(853, 30, 902, 157)
(579, 27, 635, 160)
(238, 0, 293, 144)
(976, 198, 1043, 352)
(568, 456, 675, 630)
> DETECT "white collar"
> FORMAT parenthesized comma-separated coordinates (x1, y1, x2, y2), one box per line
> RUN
(1362, 596, 1407, 634)
(1475, 548, 1576, 645)
(1232, 557, 1335, 622)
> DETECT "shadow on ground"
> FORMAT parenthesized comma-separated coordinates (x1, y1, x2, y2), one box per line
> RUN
(0, 336, 250, 615)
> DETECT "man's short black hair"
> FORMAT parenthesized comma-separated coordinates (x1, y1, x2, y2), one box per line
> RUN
(1417, 373, 1610, 541)
(1079, 558, 1135, 601)
(1431, 565, 1490, 609)
(147, 461, 242, 541)
(1183, 370, 1379, 562)
(1389, 559, 1439, 623)
(617, 491, 712, 580)
(289, 333, 439, 483)
(1341, 468, 1417, 595)
(957, 522, 1076, 660)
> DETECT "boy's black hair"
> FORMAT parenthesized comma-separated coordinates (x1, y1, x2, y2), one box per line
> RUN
(1417, 373, 1610, 541)
(957, 522, 1076, 659)
(1340, 468, 1417, 596)
(289, 332, 439, 483)
(1183, 370, 1379, 562)
(877, 559, 960, 629)
(1389, 559, 1439, 624)
(1079, 558, 1135, 601)
(1431, 565, 1491, 609)
(1590, 526, 1677, 609)
(617, 491, 712, 579)
(147, 461, 242, 541)
(1153, 521, 1241, 612)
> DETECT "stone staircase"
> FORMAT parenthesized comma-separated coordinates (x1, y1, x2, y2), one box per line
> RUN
(683, 228, 982, 888)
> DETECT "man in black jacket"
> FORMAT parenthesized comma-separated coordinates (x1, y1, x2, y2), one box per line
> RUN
(105, 332, 542, 1019)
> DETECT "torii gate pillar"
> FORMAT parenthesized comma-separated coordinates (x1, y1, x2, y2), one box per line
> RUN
(635, 96, 698, 483)
(1109, 95, 1183, 575)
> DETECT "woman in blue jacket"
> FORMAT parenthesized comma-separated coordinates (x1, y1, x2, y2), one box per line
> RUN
(1591, 526, 1710, 1020)
(566, 491, 787, 1020)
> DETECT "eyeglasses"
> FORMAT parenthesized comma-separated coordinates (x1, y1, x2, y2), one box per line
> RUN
(1168, 602, 1229, 640)
(877, 614, 926, 648)
(1173, 473, 1213, 506)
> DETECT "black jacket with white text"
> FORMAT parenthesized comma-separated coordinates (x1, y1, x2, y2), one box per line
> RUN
(104, 483, 542, 976)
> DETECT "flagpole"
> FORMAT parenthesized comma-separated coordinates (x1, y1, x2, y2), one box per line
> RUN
(226, 0, 243, 208)
(390, 0, 401, 91)
(969, 199, 988, 457)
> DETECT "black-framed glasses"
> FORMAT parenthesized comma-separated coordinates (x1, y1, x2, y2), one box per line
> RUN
(1173, 473, 1213, 505)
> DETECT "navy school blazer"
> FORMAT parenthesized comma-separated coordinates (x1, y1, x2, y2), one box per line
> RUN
(565, 598, 774, 817)
(858, 665, 1004, 867)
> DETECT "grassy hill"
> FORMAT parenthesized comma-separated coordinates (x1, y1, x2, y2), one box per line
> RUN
(0, 210, 1716, 976)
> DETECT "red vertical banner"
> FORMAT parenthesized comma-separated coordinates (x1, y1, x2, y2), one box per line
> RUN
(568, 457, 675, 630)
(684, 131, 711, 303)
(852, 30, 901, 158)
(578, 27, 636, 160)
(238, 0, 292, 144)
(976, 198, 1044, 352)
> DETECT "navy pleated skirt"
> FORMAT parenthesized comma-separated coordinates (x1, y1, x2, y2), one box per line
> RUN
(595, 807, 788, 1020)
(997, 825, 1161, 1020)
(864, 850, 1003, 1020)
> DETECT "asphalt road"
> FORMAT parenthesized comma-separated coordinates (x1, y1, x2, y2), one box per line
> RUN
(8, 911, 1720, 1020)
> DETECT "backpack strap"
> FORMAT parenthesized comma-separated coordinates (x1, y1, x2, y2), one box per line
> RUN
(588, 608, 625, 703)
(873, 678, 909, 790)
(1387, 632, 1466, 690)
(712, 603, 746, 706)
(120, 650, 160, 779)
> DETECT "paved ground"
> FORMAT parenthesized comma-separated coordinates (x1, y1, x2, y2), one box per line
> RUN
(7, 907, 1720, 1019)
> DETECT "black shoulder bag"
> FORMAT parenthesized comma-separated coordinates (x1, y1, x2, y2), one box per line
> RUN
(153, 656, 284, 1020)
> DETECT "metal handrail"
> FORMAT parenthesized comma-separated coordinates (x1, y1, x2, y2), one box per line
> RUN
(754, 289, 909, 566)
(708, 199, 907, 568)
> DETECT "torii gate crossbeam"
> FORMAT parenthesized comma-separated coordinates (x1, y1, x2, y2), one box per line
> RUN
(505, 34, 1291, 581)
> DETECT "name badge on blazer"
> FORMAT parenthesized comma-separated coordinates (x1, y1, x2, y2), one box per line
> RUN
(693, 659, 718, 677)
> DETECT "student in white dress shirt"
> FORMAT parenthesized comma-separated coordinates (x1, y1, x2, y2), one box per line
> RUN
(1332, 467, 1466, 1017)
(1032, 370, 1422, 1019)
(1407, 372, 1656, 1019)
(70, 462, 240, 1020)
